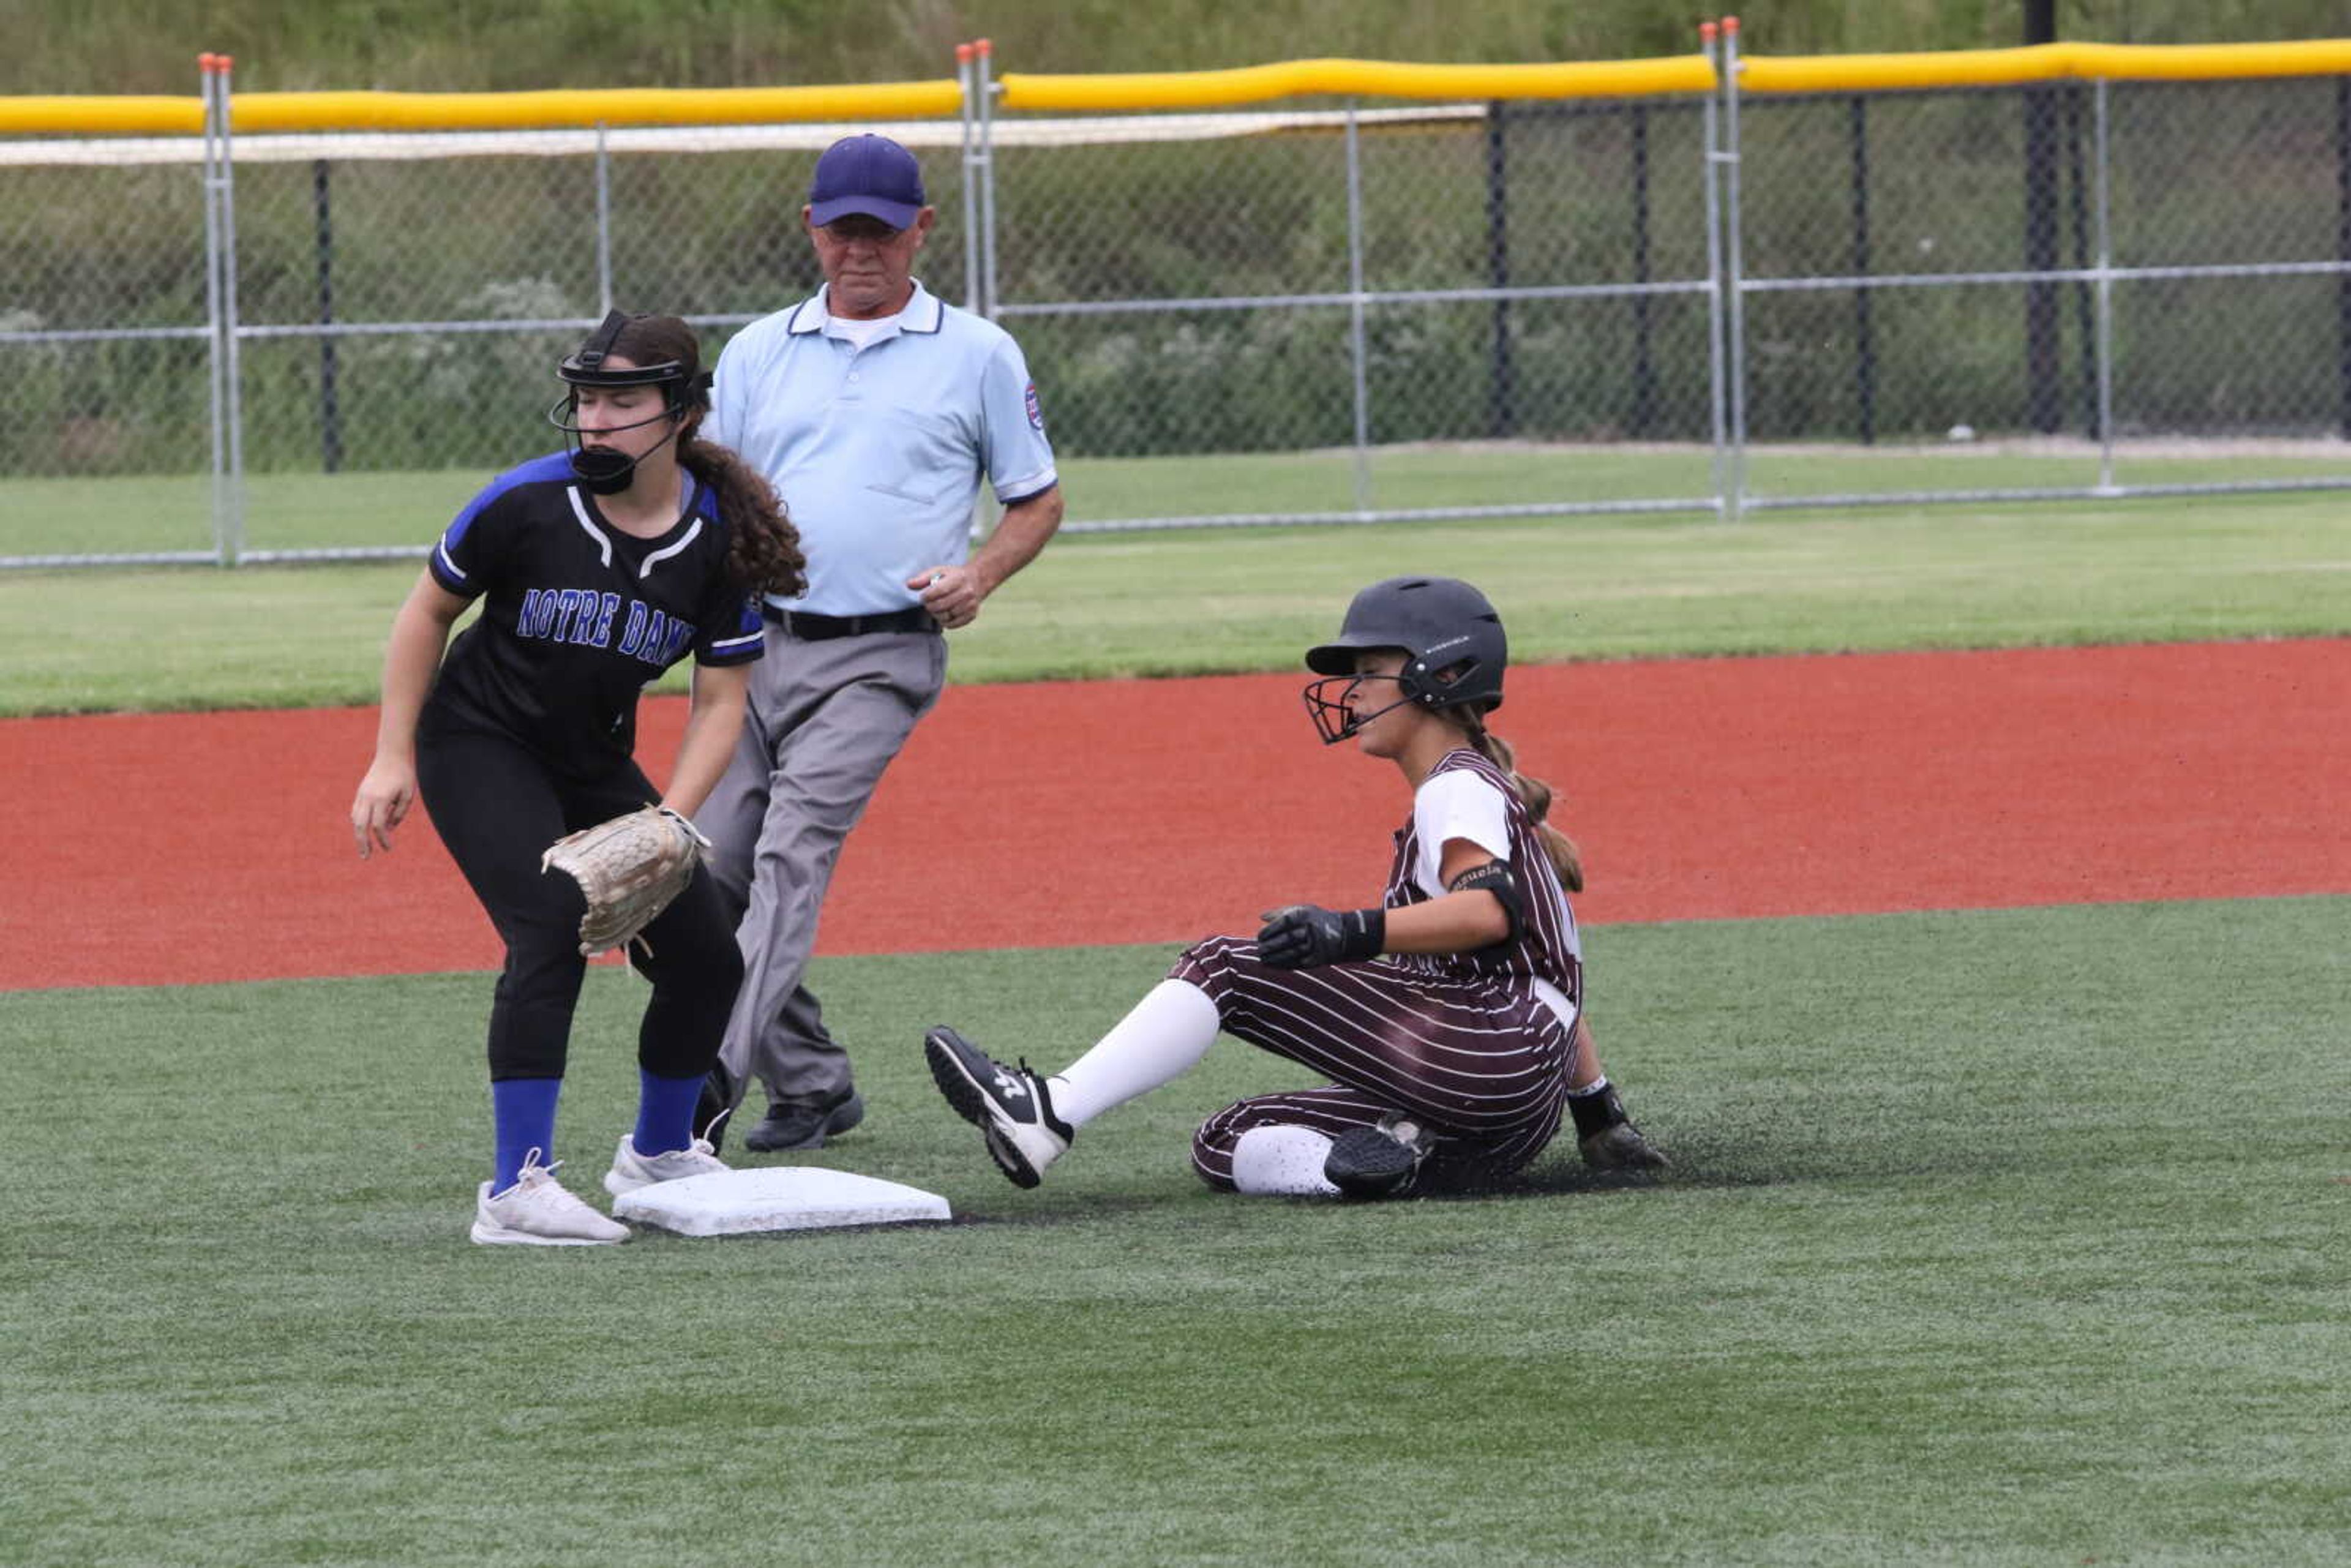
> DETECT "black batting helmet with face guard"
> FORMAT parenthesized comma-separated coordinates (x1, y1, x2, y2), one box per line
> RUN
(546, 310, 713, 494)
(1302, 576, 1509, 744)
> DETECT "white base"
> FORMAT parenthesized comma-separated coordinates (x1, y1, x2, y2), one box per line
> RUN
(611, 1166, 951, 1236)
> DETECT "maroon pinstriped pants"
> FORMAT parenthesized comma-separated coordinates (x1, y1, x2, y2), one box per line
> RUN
(1169, 936, 1574, 1192)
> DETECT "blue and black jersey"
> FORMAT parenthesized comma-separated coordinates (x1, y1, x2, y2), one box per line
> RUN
(422, 451, 764, 777)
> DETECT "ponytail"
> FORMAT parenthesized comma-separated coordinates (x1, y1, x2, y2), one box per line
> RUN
(679, 432, 806, 601)
(1461, 715, 1584, 893)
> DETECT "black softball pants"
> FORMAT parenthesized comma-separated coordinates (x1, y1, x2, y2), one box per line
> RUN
(416, 719, 743, 1082)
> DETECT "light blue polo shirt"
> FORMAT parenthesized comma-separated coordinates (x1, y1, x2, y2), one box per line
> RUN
(708, 280, 1059, 617)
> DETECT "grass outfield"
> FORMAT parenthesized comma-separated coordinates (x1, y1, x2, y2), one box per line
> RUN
(5, 451, 2350, 715)
(11, 445, 2351, 560)
(7, 898, 2347, 1566)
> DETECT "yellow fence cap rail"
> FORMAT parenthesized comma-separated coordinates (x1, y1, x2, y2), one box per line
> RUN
(999, 55, 1717, 113)
(0, 80, 961, 138)
(18, 37, 2351, 139)
(0, 96, 203, 136)
(231, 80, 962, 132)
(1741, 38, 2351, 94)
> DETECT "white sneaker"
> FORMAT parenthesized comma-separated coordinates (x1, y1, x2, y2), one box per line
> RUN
(604, 1134, 729, 1197)
(923, 1026, 1072, 1188)
(470, 1151, 630, 1246)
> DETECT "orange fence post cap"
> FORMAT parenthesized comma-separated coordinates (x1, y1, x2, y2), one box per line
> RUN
(1699, 21, 1717, 40)
(956, 42, 973, 61)
(976, 37, 992, 54)
(1722, 15, 1740, 33)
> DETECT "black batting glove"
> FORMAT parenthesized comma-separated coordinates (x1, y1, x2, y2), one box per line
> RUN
(1256, 904, 1386, 969)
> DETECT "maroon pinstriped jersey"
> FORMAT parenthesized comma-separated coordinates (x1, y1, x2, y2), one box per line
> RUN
(1381, 748, 1583, 1003)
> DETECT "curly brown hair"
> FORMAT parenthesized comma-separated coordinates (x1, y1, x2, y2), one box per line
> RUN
(679, 433, 806, 601)
(601, 313, 807, 601)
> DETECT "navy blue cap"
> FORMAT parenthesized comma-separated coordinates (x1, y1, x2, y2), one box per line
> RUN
(808, 135, 926, 230)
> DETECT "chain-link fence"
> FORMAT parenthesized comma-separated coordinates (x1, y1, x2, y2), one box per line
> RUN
(178, 119, 973, 560)
(989, 100, 1723, 527)
(0, 145, 216, 563)
(1730, 67, 2351, 508)
(6, 42, 2351, 567)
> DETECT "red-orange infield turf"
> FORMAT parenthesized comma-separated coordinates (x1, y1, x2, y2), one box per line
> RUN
(4, 639, 2345, 991)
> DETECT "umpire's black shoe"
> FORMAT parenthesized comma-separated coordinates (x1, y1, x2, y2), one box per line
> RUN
(743, 1084, 866, 1153)
(1324, 1114, 1436, 1199)
(923, 1026, 1071, 1188)
(695, 1063, 738, 1154)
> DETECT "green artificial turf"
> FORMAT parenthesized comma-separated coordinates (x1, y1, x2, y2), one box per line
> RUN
(10, 444, 2350, 560)
(7, 896, 2347, 1566)
(5, 460, 2348, 715)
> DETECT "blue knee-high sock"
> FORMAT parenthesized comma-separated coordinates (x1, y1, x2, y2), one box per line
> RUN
(491, 1077, 564, 1193)
(634, 1069, 707, 1157)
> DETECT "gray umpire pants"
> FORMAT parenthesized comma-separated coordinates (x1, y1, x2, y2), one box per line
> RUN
(697, 622, 947, 1108)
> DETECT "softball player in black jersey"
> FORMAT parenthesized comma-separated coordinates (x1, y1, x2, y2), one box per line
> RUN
(926, 576, 1665, 1199)
(350, 312, 806, 1245)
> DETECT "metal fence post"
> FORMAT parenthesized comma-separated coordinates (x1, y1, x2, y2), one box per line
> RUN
(200, 55, 230, 565)
(1700, 23, 1730, 516)
(1848, 94, 1875, 446)
(209, 54, 247, 565)
(1722, 18, 1749, 517)
(1346, 102, 1372, 514)
(972, 40, 1003, 542)
(2065, 84, 2097, 437)
(2093, 77, 2117, 494)
(959, 43, 981, 313)
(312, 158, 342, 473)
(2338, 77, 2351, 440)
(594, 122, 613, 315)
(978, 39, 1000, 318)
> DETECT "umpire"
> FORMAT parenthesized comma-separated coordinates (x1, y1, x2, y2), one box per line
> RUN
(697, 133, 1064, 1151)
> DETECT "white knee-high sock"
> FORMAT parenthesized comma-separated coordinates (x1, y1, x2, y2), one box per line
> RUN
(1047, 980, 1221, 1127)
(1229, 1125, 1340, 1196)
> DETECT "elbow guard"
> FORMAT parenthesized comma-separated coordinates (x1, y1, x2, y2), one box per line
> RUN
(1446, 858, 1524, 943)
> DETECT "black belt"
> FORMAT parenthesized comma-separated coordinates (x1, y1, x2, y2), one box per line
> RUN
(763, 605, 939, 639)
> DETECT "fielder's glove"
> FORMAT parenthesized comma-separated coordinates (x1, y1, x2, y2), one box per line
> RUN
(1256, 904, 1385, 970)
(541, 805, 711, 958)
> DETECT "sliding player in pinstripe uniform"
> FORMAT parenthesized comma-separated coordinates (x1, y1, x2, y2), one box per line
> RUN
(926, 576, 1664, 1199)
